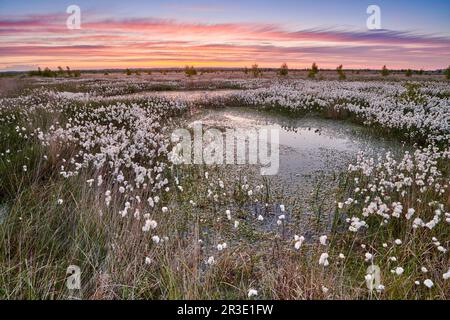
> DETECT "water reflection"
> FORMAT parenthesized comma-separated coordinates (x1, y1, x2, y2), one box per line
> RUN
(188, 106, 409, 235)
(191, 107, 405, 181)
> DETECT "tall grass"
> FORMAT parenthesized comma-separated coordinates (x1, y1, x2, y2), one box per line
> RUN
(0, 79, 448, 299)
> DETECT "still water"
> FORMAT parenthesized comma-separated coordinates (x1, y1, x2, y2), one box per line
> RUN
(189, 107, 405, 182)
(188, 107, 408, 234)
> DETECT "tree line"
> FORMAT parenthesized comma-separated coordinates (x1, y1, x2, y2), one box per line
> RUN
(28, 66, 81, 77)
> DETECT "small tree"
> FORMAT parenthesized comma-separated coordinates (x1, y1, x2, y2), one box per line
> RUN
(251, 64, 261, 78)
(279, 63, 288, 76)
(336, 64, 346, 80)
(42, 67, 56, 77)
(308, 62, 319, 78)
(405, 69, 412, 77)
(66, 66, 72, 77)
(243, 66, 249, 75)
(444, 66, 450, 80)
(185, 65, 197, 77)
(57, 66, 64, 76)
(126, 68, 132, 76)
(381, 65, 390, 76)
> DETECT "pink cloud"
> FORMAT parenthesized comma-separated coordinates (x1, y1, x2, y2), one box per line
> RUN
(1, 14, 449, 70)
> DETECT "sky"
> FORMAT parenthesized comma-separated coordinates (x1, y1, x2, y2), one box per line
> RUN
(0, 0, 449, 71)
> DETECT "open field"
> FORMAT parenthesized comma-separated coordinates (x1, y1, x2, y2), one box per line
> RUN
(0, 73, 449, 300)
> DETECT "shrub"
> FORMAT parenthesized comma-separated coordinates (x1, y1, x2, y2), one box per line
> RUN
(185, 66, 197, 77)
(28, 67, 43, 77)
(42, 67, 57, 77)
(381, 65, 390, 76)
(444, 66, 450, 80)
(308, 62, 319, 78)
(28, 66, 78, 78)
(336, 64, 346, 80)
(251, 64, 261, 78)
(279, 63, 288, 76)
(405, 69, 412, 77)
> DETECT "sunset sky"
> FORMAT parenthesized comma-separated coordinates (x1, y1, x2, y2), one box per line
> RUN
(1, 0, 449, 71)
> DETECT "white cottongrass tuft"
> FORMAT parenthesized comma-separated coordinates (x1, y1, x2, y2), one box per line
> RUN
(247, 289, 258, 298)
(151, 235, 160, 244)
(423, 279, 434, 288)
(294, 235, 305, 250)
(142, 219, 157, 232)
(217, 242, 227, 251)
(443, 269, 450, 280)
(376, 285, 385, 292)
(207, 256, 215, 265)
(319, 253, 329, 266)
(393, 267, 404, 275)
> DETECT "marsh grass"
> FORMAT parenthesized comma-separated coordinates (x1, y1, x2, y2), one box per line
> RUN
(0, 78, 448, 300)
(4, 153, 445, 299)
(0, 150, 350, 299)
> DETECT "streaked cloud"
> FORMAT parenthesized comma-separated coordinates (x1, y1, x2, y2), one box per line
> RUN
(1, 13, 449, 70)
